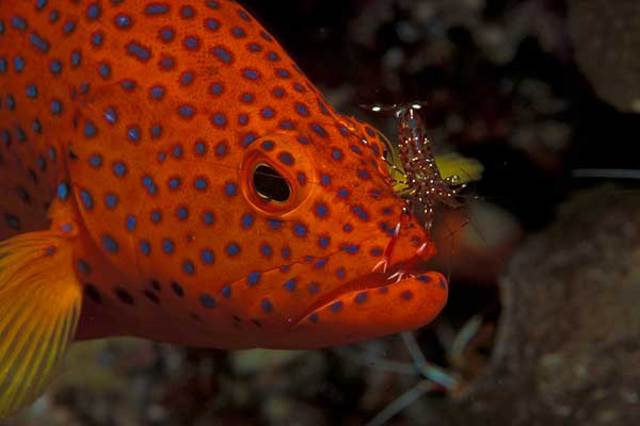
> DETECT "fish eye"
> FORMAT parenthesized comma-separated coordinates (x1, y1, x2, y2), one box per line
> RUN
(252, 163, 291, 202)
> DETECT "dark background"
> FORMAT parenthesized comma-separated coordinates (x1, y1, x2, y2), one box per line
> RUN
(242, 0, 639, 230)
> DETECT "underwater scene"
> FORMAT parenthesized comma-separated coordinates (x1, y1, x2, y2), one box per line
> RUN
(1, 0, 639, 424)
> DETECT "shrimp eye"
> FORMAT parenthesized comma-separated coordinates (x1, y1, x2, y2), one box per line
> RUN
(252, 163, 291, 202)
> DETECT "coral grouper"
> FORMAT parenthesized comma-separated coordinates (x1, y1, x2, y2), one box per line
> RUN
(0, 0, 447, 417)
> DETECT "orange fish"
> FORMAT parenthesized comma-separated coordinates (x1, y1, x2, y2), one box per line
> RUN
(0, 0, 448, 416)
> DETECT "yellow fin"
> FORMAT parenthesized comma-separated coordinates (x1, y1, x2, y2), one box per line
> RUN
(0, 231, 81, 418)
(435, 153, 484, 184)
(388, 153, 484, 195)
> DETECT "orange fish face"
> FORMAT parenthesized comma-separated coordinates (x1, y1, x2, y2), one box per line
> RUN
(0, 0, 447, 348)
(223, 121, 449, 348)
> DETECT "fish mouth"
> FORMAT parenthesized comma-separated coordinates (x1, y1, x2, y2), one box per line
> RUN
(292, 254, 447, 328)
(280, 252, 448, 348)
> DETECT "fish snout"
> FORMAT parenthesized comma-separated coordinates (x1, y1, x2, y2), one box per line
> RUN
(222, 243, 448, 348)
(286, 270, 448, 348)
(275, 212, 448, 348)
(219, 201, 447, 348)
(287, 217, 446, 348)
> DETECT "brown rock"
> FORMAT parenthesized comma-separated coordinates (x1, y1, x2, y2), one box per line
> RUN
(569, 0, 640, 112)
(446, 187, 640, 425)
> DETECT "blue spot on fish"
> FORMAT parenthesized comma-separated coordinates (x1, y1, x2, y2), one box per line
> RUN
(247, 271, 261, 287)
(56, 182, 69, 201)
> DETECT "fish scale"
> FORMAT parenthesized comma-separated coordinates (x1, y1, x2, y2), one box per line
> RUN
(0, 0, 448, 417)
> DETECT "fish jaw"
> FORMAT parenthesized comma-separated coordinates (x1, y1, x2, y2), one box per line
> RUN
(224, 214, 449, 350)
(288, 220, 448, 349)
(287, 270, 448, 349)
(222, 262, 448, 350)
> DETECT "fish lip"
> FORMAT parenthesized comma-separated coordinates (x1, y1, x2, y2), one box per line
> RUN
(291, 256, 431, 328)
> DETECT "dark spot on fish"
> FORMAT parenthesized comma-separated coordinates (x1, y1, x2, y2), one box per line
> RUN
(27, 168, 38, 184)
(417, 274, 432, 284)
(171, 281, 184, 297)
(401, 290, 414, 301)
(85, 284, 102, 304)
(150, 279, 161, 291)
(114, 287, 135, 305)
(143, 290, 160, 304)
(68, 147, 78, 160)
(439, 277, 447, 290)
(4, 213, 20, 230)
(16, 186, 31, 205)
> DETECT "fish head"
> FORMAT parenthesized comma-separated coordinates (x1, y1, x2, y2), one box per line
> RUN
(215, 111, 448, 349)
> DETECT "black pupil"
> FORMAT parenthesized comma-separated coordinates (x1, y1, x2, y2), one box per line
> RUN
(253, 164, 291, 202)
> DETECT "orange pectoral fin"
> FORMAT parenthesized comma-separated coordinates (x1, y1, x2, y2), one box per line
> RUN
(0, 231, 82, 419)
(290, 271, 448, 349)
